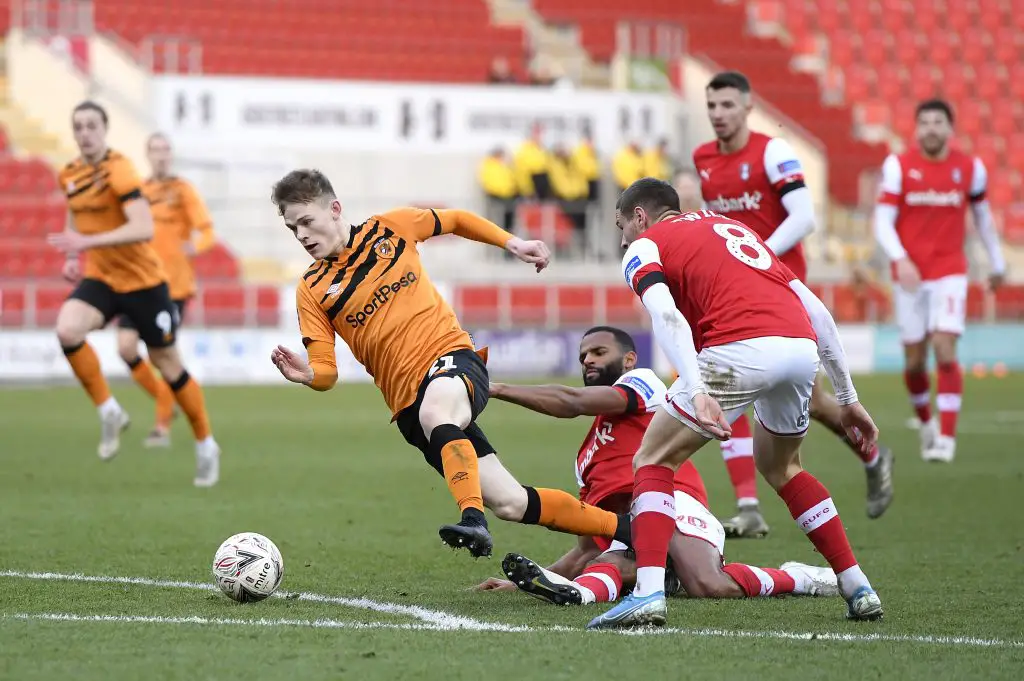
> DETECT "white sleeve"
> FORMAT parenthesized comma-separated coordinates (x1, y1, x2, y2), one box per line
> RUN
(763, 137, 805, 189)
(878, 153, 903, 199)
(765, 186, 816, 256)
(789, 279, 858, 405)
(614, 368, 667, 411)
(970, 156, 987, 199)
(970, 200, 1006, 274)
(873, 155, 908, 261)
(641, 284, 706, 399)
(621, 239, 705, 399)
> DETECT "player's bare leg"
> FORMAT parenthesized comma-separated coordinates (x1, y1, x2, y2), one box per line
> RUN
(56, 299, 129, 460)
(419, 375, 493, 557)
(469, 442, 631, 557)
(117, 327, 175, 448)
(925, 332, 961, 463)
(148, 346, 219, 486)
(719, 413, 770, 538)
(903, 339, 939, 457)
(809, 376, 894, 518)
(587, 408, 711, 630)
(751, 421, 882, 620)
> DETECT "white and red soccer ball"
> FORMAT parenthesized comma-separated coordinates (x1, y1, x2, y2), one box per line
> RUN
(211, 532, 284, 602)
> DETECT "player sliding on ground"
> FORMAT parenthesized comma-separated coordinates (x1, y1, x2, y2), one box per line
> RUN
(268, 169, 632, 558)
(587, 179, 883, 629)
(476, 327, 838, 605)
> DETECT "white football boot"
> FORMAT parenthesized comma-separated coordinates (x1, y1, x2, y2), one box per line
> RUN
(781, 562, 840, 597)
(923, 434, 956, 463)
(918, 419, 939, 459)
(194, 438, 221, 487)
(98, 404, 130, 461)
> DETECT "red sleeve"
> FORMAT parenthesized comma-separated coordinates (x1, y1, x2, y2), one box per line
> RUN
(613, 385, 645, 414)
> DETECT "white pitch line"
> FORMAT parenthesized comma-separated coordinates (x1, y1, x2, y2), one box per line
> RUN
(0, 569, 511, 631)
(2, 570, 1023, 648)
(5, 612, 1024, 649)
(5, 612, 448, 631)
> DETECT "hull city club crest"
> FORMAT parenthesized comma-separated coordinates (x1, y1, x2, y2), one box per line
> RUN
(374, 237, 397, 260)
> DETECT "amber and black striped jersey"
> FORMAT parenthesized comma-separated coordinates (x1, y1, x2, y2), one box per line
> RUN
(59, 150, 166, 293)
(143, 175, 215, 300)
(296, 208, 478, 416)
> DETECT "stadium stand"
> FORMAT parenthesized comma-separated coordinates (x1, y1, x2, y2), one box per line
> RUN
(0, 0, 1021, 330)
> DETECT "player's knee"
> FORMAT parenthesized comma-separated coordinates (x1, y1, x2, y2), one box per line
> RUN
(932, 335, 958, 363)
(117, 336, 139, 364)
(55, 323, 86, 349)
(148, 347, 183, 382)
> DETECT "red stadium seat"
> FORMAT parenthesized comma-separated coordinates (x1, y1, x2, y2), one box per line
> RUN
(255, 286, 280, 327)
(605, 286, 643, 326)
(0, 285, 26, 327)
(508, 286, 549, 326)
(556, 285, 597, 326)
(199, 284, 246, 326)
(457, 285, 501, 327)
(966, 282, 987, 321)
(1002, 204, 1024, 244)
(35, 284, 72, 327)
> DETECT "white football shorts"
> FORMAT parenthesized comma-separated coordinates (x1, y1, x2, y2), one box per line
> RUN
(893, 274, 968, 344)
(674, 490, 726, 556)
(666, 336, 819, 438)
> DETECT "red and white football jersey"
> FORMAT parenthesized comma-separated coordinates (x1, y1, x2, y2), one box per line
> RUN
(576, 368, 707, 508)
(877, 148, 986, 281)
(622, 210, 816, 353)
(693, 132, 808, 281)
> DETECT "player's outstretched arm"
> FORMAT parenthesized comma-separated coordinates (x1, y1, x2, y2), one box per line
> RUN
(270, 342, 338, 391)
(283, 284, 339, 391)
(788, 279, 878, 453)
(437, 209, 551, 272)
(490, 382, 629, 418)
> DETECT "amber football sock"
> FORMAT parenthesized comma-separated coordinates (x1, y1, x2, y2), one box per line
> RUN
(166, 370, 212, 440)
(520, 486, 619, 538)
(63, 341, 112, 407)
(127, 357, 175, 427)
(430, 424, 485, 514)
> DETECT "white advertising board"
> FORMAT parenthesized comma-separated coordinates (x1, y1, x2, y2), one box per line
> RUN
(152, 76, 675, 154)
(0, 329, 371, 385)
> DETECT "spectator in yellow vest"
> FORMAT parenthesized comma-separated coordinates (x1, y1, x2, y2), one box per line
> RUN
(571, 133, 601, 203)
(514, 122, 551, 200)
(612, 142, 645, 192)
(478, 147, 518, 233)
(643, 138, 672, 181)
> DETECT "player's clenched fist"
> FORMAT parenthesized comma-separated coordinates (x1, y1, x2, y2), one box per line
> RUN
(505, 236, 551, 273)
(270, 345, 314, 385)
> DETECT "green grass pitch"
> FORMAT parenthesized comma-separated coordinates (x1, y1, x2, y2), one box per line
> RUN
(1, 375, 1022, 679)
